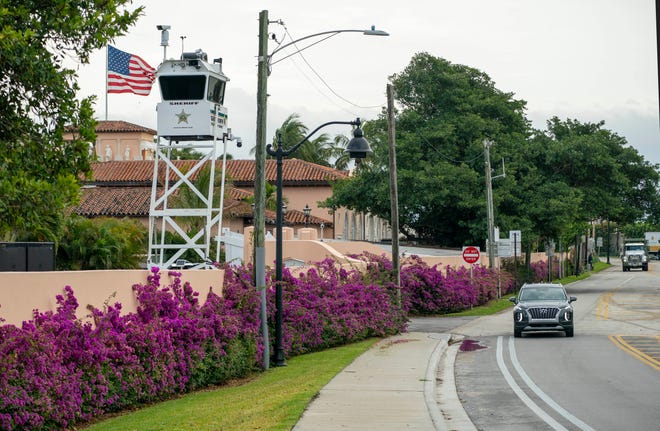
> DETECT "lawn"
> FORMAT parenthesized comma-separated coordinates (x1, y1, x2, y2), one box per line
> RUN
(82, 338, 378, 431)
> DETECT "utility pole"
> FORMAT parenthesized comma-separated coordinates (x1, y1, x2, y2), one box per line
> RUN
(387, 84, 401, 306)
(484, 139, 495, 268)
(252, 12, 387, 368)
(255, 9, 269, 370)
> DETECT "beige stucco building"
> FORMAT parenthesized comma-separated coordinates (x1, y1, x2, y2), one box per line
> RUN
(65, 120, 156, 162)
(70, 120, 391, 242)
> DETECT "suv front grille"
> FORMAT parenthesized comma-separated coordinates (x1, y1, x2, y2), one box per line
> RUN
(529, 307, 559, 319)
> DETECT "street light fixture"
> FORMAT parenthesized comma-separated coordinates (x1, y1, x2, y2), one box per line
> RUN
(267, 118, 371, 366)
(304, 204, 311, 227)
(268, 27, 389, 69)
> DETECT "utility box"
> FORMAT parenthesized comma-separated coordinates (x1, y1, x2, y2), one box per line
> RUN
(0, 243, 27, 271)
(0, 242, 55, 272)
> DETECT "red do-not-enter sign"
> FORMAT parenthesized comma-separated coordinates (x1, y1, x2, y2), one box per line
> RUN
(462, 246, 480, 264)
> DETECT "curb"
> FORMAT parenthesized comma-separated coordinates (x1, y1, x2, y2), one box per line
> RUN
(424, 333, 451, 431)
(437, 335, 477, 430)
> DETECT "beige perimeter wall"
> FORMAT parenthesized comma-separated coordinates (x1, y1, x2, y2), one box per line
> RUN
(0, 269, 224, 327)
(0, 239, 549, 328)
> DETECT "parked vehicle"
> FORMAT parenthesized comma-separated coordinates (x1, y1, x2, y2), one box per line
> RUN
(621, 238, 648, 271)
(644, 232, 660, 260)
(509, 283, 576, 338)
(169, 259, 197, 269)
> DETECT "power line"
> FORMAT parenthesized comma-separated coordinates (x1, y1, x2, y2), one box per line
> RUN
(281, 26, 385, 110)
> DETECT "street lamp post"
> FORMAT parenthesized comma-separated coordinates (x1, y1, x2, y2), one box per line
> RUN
(253, 10, 388, 369)
(267, 119, 371, 366)
(304, 204, 311, 227)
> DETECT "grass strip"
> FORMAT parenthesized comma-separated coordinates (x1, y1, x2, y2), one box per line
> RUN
(445, 296, 514, 316)
(82, 338, 378, 431)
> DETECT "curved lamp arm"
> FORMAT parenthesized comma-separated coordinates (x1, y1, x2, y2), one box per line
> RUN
(270, 28, 388, 60)
(266, 118, 361, 158)
(269, 28, 388, 69)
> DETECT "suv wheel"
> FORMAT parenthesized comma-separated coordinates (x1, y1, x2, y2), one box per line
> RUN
(514, 328, 522, 338)
(565, 327, 574, 337)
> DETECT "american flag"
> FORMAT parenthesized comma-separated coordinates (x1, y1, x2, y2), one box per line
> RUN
(107, 45, 156, 96)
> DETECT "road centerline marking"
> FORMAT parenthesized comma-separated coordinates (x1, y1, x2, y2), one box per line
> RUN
(609, 335, 660, 371)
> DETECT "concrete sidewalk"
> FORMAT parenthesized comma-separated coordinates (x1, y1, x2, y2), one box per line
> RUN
(292, 332, 476, 431)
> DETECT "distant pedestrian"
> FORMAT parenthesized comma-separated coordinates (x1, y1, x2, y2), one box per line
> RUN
(588, 253, 593, 271)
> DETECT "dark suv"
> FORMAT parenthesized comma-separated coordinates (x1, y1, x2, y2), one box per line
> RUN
(509, 283, 576, 338)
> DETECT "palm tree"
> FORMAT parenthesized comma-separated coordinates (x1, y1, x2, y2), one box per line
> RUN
(171, 164, 224, 233)
(243, 181, 283, 212)
(255, 113, 351, 169)
(169, 147, 234, 160)
(329, 134, 351, 171)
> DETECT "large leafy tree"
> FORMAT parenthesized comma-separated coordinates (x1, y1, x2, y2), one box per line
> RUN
(0, 1, 142, 242)
(324, 53, 660, 250)
(325, 53, 530, 246)
(540, 118, 648, 223)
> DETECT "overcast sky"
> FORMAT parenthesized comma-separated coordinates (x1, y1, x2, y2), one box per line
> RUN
(75, 0, 660, 164)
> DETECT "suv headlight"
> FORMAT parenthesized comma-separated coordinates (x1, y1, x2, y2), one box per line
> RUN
(559, 307, 573, 322)
(514, 307, 526, 322)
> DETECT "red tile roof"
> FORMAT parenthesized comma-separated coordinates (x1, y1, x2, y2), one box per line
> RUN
(89, 159, 348, 186)
(227, 187, 252, 201)
(79, 160, 341, 225)
(66, 120, 156, 135)
(88, 161, 160, 184)
(75, 186, 154, 217)
(74, 185, 258, 219)
(285, 209, 332, 226)
(228, 158, 348, 185)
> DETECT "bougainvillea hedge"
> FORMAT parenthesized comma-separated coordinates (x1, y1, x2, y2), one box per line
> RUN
(355, 252, 516, 314)
(0, 269, 261, 430)
(0, 254, 540, 430)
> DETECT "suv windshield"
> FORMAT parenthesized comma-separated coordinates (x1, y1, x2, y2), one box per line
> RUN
(519, 286, 567, 301)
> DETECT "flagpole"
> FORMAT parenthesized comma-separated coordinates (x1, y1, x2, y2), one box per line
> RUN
(105, 45, 108, 120)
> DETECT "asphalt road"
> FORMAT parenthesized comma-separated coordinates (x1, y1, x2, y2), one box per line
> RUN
(409, 260, 660, 430)
(453, 262, 660, 431)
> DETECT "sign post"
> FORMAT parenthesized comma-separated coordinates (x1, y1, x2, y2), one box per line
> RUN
(462, 246, 481, 265)
(462, 246, 481, 282)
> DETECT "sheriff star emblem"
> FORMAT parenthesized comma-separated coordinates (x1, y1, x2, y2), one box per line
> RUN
(176, 109, 191, 124)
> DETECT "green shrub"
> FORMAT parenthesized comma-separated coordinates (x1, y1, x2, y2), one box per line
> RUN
(57, 216, 146, 269)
